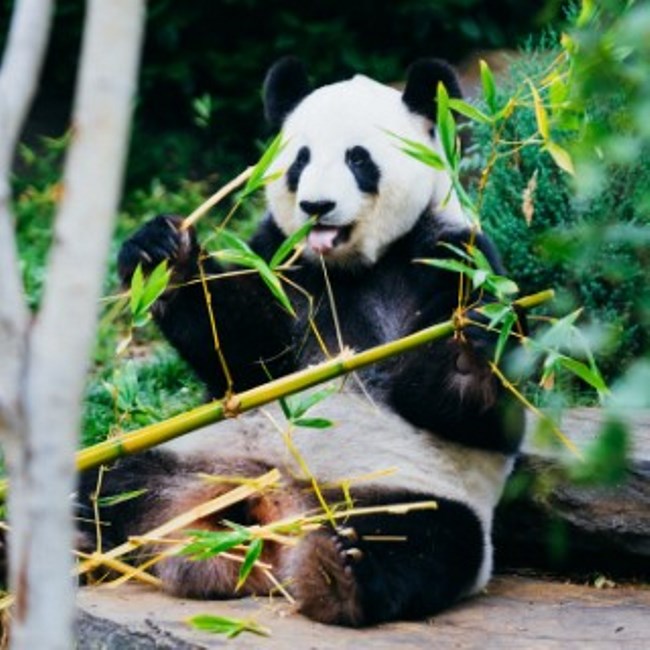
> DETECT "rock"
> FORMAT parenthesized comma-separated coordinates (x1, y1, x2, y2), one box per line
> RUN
(76, 576, 650, 649)
(495, 409, 650, 576)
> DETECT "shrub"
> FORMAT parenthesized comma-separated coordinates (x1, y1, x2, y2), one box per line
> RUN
(468, 49, 650, 381)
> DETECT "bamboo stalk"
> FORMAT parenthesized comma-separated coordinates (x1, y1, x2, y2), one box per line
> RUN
(0, 288, 553, 502)
(181, 166, 254, 231)
(75, 468, 281, 576)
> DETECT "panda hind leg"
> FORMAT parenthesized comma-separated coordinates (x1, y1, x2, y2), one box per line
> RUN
(79, 452, 300, 600)
(288, 493, 485, 626)
(155, 482, 302, 600)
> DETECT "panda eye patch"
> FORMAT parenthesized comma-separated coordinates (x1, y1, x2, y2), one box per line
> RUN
(346, 146, 370, 167)
(346, 146, 380, 194)
(286, 146, 311, 192)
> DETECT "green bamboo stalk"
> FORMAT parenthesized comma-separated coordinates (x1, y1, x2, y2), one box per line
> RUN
(0, 288, 553, 502)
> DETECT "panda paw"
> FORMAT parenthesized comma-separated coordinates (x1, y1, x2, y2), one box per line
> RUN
(117, 214, 198, 286)
(291, 528, 365, 626)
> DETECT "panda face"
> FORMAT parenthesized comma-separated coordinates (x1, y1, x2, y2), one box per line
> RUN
(265, 65, 467, 267)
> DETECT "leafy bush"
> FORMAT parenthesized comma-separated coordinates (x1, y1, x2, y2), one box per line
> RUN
(467, 49, 650, 381)
(1, 0, 566, 185)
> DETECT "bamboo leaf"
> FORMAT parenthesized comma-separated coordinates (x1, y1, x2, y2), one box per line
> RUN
(217, 230, 255, 254)
(416, 257, 476, 277)
(278, 396, 292, 420)
(494, 311, 517, 365)
(467, 247, 494, 272)
(293, 417, 333, 429)
(130, 264, 144, 315)
(129, 261, 171, 328)
(180, 528, 251, 560)
(270, 219, 314, 270)
(448, 98, 492, 124)
(284, 385, 337, 420)
(255, 262, 295, 316)
(239, 132, 285, 200)
(472, 269, 489, 290)
(386, 131, 446, 170)
(435, 241, 473, 263)
(557, 356, 608, 392)
(545, 141, 575, 175)
(187, 614, 270, 639)
(215, 232, 295, 316)
(141, 261, 171, 308)
(236, 538, 264, 591)
(528, 80, 549, 141)
(481, 303, 512, 328)
(479, 59, 498, 114)
(436, 82, 457, 165)
(96, 489, 148, 508)
(485, 275, 519, 298)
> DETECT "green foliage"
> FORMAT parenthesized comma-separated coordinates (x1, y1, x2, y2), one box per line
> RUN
(81, 348, 203, 447)
(467, 46, 650, 381)
(0, 0, 565, 186)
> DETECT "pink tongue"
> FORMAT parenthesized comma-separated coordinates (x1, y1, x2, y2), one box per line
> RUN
(308, 227, 339, 254)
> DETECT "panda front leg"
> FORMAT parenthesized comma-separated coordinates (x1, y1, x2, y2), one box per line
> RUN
(117, 214, 295, 397)
(288, 494, 485, 626)
(388, 331, 526, 455)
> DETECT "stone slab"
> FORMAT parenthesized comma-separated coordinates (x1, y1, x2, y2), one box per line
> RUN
(77, 576, 650, 649)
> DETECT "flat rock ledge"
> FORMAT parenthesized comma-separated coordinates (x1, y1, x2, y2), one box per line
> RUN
(77, 576, 650, 649)
(77, 409, 650, 648)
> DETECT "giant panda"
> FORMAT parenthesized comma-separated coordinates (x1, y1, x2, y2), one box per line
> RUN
(78, 57, 526, 627)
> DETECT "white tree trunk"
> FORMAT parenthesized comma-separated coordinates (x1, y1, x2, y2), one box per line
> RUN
(0, 1, 145, 648)
(0, 0, 53, 440)
(0, 0, 54, 637)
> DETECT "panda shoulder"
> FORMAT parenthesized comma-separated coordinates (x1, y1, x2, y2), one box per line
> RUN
(410, 215, 506, 276)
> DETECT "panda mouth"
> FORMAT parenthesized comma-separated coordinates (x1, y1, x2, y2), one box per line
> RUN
(307, 224, 354, 255)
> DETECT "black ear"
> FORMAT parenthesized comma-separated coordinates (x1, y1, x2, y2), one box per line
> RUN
(263, 57, 311, 129)
(402, 59, 462, 121)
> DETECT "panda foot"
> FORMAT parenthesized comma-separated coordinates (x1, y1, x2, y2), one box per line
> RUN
(291, 529, 365, 626)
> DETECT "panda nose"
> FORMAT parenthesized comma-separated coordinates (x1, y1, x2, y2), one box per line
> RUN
(299, 200, 336, 219)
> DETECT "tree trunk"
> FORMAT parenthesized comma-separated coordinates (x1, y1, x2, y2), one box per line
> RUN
(0, 1, 145, 647)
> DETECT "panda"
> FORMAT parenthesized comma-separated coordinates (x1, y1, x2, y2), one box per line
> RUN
(79, 57, 525, 627)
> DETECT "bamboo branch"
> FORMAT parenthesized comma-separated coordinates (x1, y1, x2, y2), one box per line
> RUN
(181, 166, 253, 230)
(85, 290, 553, 464)
(0, 289, 553, 502)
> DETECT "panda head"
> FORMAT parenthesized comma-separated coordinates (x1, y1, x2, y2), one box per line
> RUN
(263, 57, 468, 267)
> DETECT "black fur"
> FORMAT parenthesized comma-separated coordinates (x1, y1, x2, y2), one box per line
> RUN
(286, 145, 310, 192)
(117, 212, 523, 455)
(263, 56, 311, 129)
(402, 58, 463, 120)
(345, 146, 381, 194)
(329, 492, 484, 624)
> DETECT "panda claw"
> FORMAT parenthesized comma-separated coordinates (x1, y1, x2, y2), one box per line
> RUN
(336, 526, 358, 543)
(342, 547, 364, 563)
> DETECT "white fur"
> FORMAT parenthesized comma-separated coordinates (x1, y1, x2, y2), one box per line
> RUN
(162, 388, 511, 595)
(265, 74, 468, 266)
